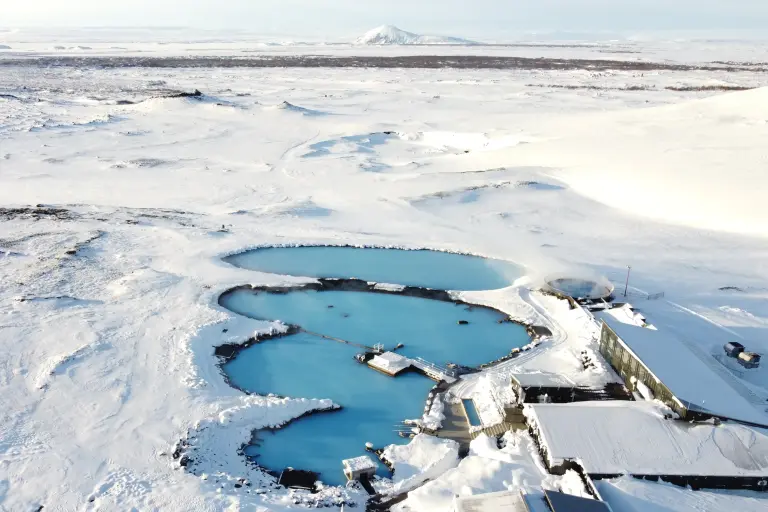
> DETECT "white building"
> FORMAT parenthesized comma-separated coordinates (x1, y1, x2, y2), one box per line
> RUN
(342, 455, 377, 481)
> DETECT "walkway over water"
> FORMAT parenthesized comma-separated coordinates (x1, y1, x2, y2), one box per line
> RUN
(369, 351, 458, 383)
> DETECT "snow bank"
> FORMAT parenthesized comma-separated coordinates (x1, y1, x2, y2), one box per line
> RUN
(181, 395, 341, 490)
(468, 433, 517, 463)
(420, 393, 446, 431)
(394, 431, 563, 512)
(372, 282, 406, 292)
(463, 373, 515, 429)
(382, 434, 459, 494)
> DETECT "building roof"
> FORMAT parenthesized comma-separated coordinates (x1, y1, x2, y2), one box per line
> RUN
(342, 455, 377, 472)
(544, 490, 613, 512)
(597, 309, 768, 427)
(369, 351, 410, 374)
(454, 489, 531, 512)
(525, 401, 768, 477)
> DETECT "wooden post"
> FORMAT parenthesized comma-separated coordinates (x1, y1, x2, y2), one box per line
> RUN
(624, 266, 632, 297)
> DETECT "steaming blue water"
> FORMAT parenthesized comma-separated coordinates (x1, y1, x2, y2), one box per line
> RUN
(222, 289, 529, 485)
(462, 399, 482, 427)
(224, 246, 522, 291)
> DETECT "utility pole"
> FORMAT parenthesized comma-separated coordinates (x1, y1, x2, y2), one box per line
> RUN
(624, 266, 632, 297)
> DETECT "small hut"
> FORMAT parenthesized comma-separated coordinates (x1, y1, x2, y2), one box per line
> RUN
(342, 456, 377, 481)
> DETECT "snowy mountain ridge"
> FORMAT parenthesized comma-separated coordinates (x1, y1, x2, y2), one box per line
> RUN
(355, 25, 477, 45)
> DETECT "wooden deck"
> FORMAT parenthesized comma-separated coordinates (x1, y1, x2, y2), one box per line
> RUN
(435, 402, 473, 453)
(367, 352, 457, 383)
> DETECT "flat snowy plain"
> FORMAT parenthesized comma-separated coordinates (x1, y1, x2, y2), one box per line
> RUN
(1, 29, 768, 511)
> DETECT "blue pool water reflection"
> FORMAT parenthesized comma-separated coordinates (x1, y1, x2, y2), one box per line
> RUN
(224, 246, 522, 291)
(462, 399, 482, 427)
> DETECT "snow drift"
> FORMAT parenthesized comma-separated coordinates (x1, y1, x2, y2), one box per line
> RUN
(382, 434, 460, 494)
(503, 87, 768, 237)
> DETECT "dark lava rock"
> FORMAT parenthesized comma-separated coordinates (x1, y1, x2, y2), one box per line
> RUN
(0, 207, 73, 221)
(177, 89, 203, 98)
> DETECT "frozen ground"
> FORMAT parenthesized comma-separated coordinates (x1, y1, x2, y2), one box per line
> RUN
(1, 37, 768, 510)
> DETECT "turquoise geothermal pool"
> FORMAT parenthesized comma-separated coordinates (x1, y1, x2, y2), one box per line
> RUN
(220, 247, 527, 485)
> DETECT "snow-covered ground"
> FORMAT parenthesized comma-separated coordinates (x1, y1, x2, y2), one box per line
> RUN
(1, 37, 768, 510)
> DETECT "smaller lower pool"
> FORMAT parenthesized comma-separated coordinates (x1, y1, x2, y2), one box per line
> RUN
(462, 399, 482, 427)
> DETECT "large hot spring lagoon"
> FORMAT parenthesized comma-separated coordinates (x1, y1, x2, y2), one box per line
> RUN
(219, 246, 529, 486)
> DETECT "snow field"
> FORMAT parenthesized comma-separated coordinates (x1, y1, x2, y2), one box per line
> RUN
(0, 43, 767, 511)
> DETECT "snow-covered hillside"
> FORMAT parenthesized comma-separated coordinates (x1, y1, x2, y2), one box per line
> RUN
(501, 87, 768, 237)
(355, 25, 476, 45)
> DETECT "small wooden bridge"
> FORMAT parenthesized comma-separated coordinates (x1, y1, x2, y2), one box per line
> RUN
(409, 357, 457, 383)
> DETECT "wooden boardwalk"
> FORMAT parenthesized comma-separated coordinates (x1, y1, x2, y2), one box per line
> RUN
(435, 402, 472, 452)
(300, 328, 378, 351)
(409, 357, 457, 383)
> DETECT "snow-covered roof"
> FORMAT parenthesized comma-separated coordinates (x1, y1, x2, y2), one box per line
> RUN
(597, 309, 768, 427)
(597, 476, 768, 512)
(342, 456, 377, 472)
(454, 489, 530, 512)
(369, 351, 411, 374)
(512, 372, 577, 388)
(526, 401, 768, 477)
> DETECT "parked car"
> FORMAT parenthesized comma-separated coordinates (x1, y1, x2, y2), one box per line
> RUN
(738, 351, 761, 369)
(724, 341, 745, 357)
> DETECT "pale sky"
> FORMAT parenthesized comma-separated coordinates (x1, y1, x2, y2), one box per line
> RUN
(4, 0, 768, 38)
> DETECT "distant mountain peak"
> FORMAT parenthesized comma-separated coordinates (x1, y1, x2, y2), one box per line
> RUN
(355, 25, 476, 45)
